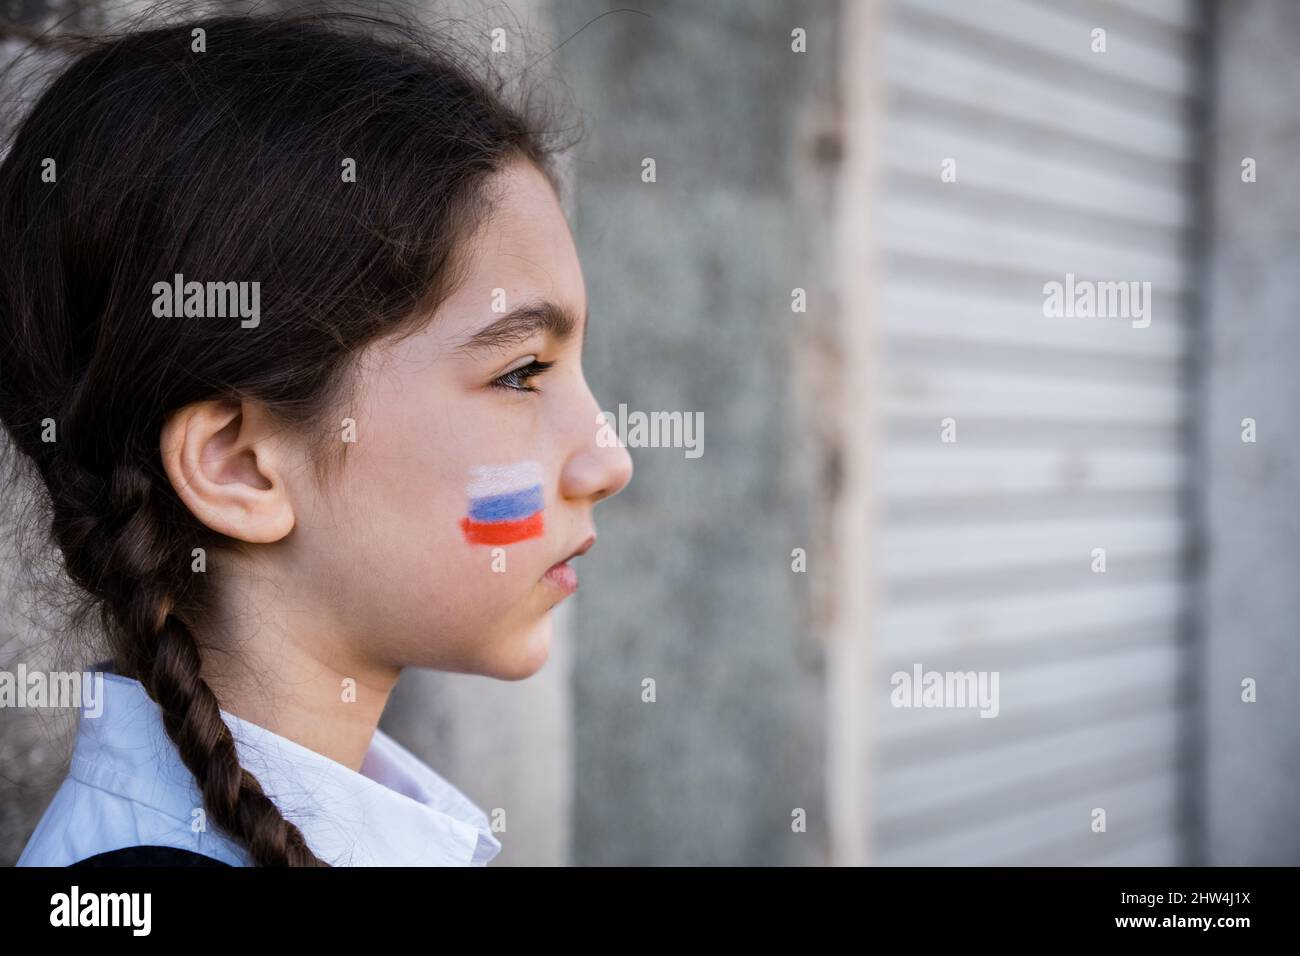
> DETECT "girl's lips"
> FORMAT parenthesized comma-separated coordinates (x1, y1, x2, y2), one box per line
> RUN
(542, 533, 593, 598)
(542, 560, 578, 596)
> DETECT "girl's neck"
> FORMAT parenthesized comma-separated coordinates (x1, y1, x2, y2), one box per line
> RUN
(200, 642, 399, 773)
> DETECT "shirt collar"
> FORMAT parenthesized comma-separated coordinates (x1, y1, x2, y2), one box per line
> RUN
(74, 666, 502, 866)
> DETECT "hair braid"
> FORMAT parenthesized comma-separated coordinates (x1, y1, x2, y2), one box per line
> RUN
(51, 454, 328, 866)
(148, 610, 326, 867)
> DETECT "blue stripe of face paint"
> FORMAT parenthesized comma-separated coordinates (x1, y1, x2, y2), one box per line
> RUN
(468, 483, 544, 522)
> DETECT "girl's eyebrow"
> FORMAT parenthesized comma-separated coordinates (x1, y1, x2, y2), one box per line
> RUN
(453, 300, 583, 356)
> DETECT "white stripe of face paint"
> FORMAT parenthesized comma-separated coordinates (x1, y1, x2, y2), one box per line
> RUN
(466, 460, 545, 499)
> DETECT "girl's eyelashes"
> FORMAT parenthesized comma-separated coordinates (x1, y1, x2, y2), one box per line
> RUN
(490, 358, 555, 393)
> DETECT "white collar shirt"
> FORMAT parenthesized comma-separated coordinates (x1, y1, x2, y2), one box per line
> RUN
(17, 668, 502, 867)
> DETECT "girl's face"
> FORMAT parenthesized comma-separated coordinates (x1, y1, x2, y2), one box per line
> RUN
(282, 158, 632, 680)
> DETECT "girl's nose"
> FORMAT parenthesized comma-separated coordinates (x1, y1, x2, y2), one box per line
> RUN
(560, 437, 633, 505)
(560, 405, 633, 504)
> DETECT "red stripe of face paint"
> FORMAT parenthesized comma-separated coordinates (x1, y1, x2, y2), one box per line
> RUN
(459, 511, 544, 545)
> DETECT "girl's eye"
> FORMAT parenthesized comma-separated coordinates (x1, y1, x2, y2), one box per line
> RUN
(490, 359, 554, 393)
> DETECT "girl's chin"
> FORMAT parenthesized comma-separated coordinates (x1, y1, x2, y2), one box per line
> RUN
(480, 614, 554, 681)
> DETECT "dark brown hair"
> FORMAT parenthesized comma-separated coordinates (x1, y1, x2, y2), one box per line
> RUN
(0, 7, 567, 865)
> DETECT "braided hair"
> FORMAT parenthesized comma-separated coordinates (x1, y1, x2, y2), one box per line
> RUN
(0, 7, 563, 866)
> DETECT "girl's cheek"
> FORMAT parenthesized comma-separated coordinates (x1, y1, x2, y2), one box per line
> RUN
(456, 459, 546, 548)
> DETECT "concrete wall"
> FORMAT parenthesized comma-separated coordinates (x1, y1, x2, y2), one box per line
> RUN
(547, 0, 838, 865)
(1200, 0, 1300, 866)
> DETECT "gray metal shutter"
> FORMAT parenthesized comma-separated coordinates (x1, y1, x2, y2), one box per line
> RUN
(870, 0, 1206, 865)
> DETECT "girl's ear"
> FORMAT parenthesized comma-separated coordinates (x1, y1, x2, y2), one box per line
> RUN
(159, 398, 297, 543)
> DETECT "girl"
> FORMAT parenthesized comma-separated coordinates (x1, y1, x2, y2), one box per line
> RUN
(1, 9, 632, 866)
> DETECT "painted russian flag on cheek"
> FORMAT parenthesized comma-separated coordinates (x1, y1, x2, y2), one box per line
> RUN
(459, 460, 545, 545)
